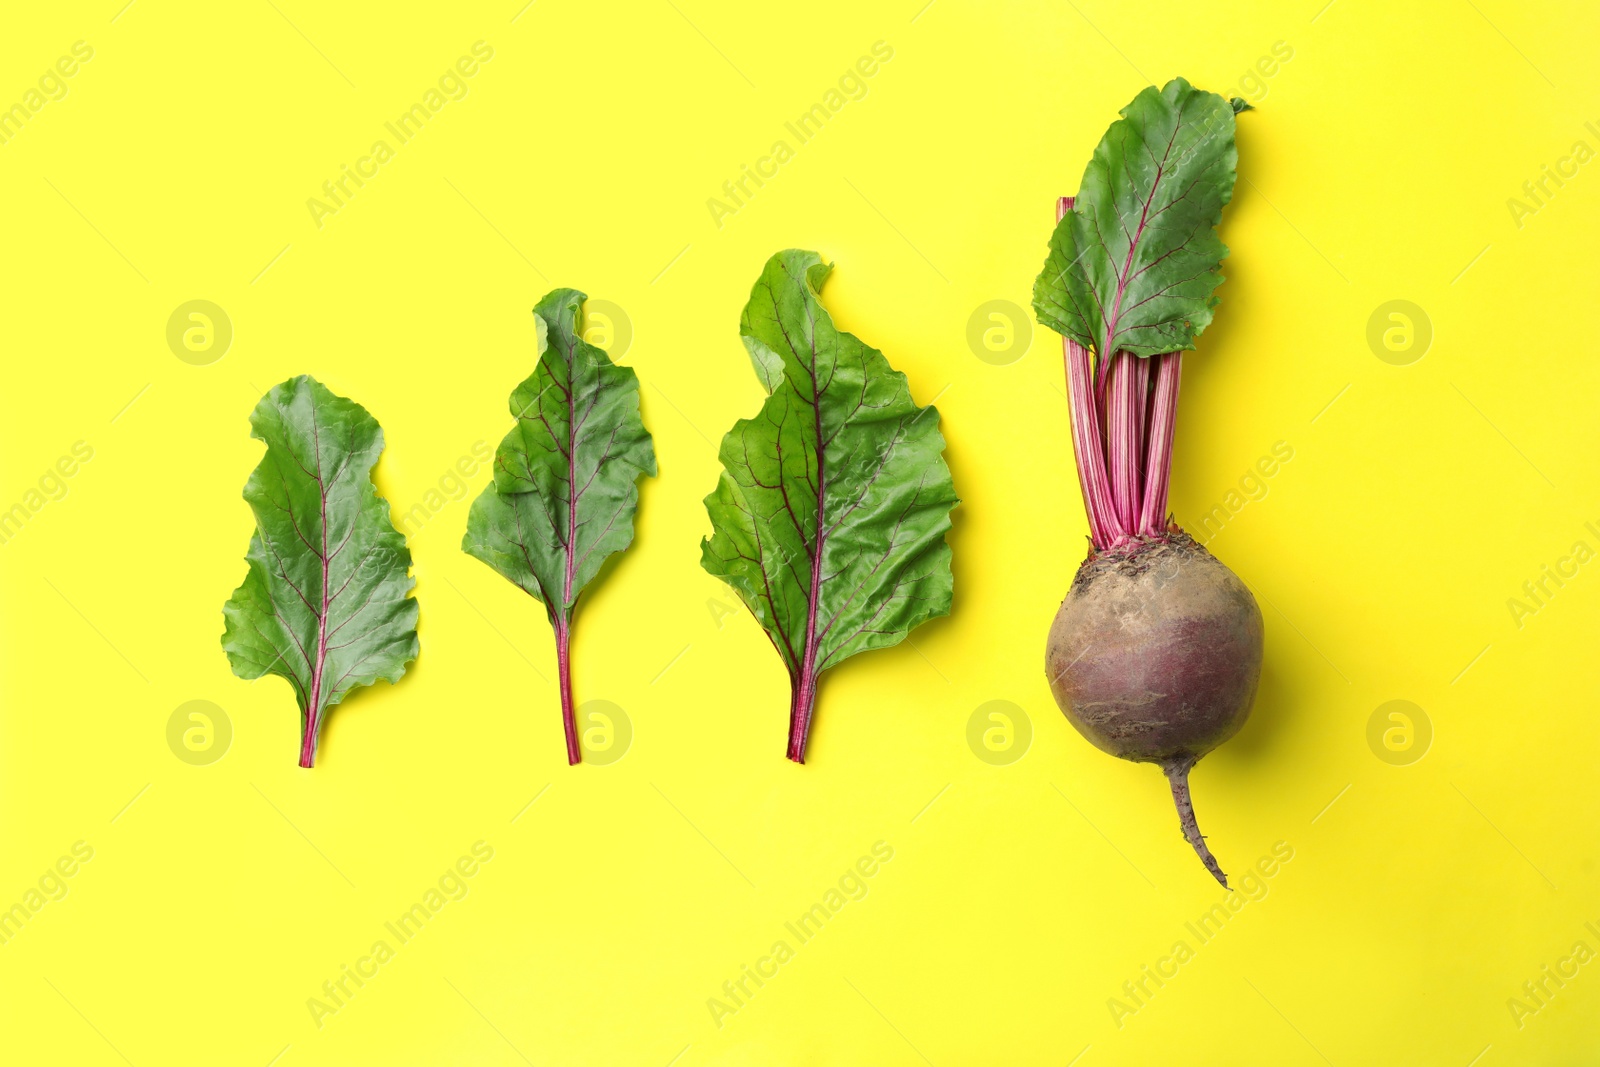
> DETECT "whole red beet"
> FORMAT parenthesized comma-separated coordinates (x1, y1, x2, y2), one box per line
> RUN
(1046, 533, 1263, 886)
(1032, 81, 1257, 884)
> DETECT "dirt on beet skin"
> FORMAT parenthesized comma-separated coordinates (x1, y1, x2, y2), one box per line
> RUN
(1045, 531, 1264, 764)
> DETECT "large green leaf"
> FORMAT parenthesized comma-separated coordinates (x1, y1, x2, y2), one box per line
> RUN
(701, 249, 958, 762)
(462, 288, 655, 763)
(221, 376, 419, 767)
(1034, 77, 1238, 359)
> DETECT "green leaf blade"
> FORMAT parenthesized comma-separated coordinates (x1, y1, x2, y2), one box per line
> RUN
(462, 488, 560, 610)
(701, 249, 958, 760)
(462, 288, 655, 764)
(468, 288, 656, 615)
(221, 375, 419, 766)
(1034, 77, 1238, 358)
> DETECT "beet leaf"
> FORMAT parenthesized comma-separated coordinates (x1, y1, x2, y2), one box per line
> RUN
(701, 249, 958, 763)
(1033, 76, 1238, 364)
(463, 289, 655, 764)
(221, 376, 419, 768)
(1033, 78, 1240, 548)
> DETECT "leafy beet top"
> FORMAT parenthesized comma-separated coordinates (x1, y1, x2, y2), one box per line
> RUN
(701, 249, 958, 762)
(1034, 77, 1239, 362)
(222, 376, 419, 767)
(463, 289, 655, 764)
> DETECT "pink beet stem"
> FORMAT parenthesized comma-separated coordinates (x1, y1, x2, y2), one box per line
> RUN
(1138, 353, 1181, 536)
(298, 710, 318, 768)
(1057, 196, 1185, 551)
(1105, 351, 1143, 534)
(557, 330, 584, 767)
(1129, 351, 1151, 476)
(1064, 335, 1119, 548)
(299, 406, 335, 769)
(1057, 197, 1121, 550)
(555, 616, 580, 765)
(786, 310, 834, 765)
(786, 669, 819, 763)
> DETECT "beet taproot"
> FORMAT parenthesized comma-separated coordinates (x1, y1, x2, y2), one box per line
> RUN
(1046, 533, 1263, 886)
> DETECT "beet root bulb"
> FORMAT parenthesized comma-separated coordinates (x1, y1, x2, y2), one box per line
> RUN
(1045, 532, 1263, 886)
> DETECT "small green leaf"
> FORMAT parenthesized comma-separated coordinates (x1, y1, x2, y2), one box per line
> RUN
(221, 376, 419, 767)
(1034, 77, 1239, 359)
(463, 289, 655, 763)
(701, 249, 959, 762)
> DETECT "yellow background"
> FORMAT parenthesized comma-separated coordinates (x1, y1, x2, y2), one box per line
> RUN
(3, 0, 1598, 1063)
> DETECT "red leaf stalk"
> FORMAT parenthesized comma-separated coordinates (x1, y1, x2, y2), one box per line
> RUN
(1056, 199, 1182, 552)
(1105, 351, 1143, 534)
(1057, 198, 1120, 549)
(555, 616, 580, 765)
(1138, 353, 1181, 536)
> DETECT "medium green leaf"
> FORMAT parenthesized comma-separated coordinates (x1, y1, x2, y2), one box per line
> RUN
(221, 376, 419, 768)
(1034, 77, 1238, 359)
(462, 288, 655, 763)
(701, 249, 958, 762)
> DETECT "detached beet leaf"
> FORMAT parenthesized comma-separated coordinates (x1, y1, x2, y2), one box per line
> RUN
(463, 288, 655, 765)
(222, 376, 419, 768)
(701, 249, 958, 763)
